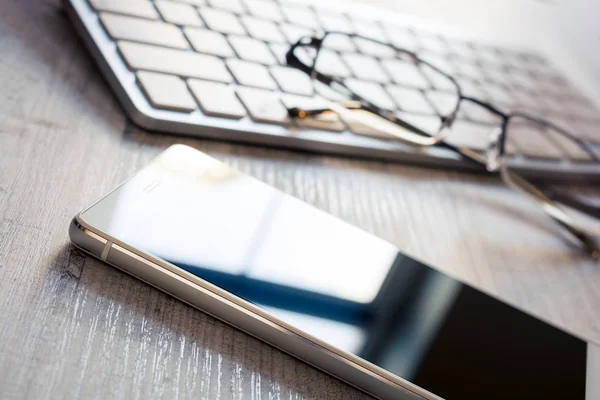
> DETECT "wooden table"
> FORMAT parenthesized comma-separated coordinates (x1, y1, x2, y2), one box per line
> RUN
(1, 1, 599, 398)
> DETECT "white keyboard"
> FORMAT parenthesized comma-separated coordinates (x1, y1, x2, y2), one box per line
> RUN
(64, 0, 600, 182)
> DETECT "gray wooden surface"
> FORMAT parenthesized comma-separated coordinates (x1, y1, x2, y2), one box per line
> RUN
(1, 0, 600, 399)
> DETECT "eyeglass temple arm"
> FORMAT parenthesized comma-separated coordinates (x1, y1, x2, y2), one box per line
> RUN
(287, 101, 362, 118)
(551, 216, 600, 259)
(540, 187, 600, 219)
(503, 112, 600, 163)
(503, 167, 600, 258)
(287, 100, 445, 140)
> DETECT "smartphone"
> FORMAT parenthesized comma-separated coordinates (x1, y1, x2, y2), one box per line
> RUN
(70, 145, 599, 400)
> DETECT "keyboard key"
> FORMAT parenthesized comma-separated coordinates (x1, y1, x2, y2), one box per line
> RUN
(501, 50, 529, 70)
(458, 101, 503, 125)
(199, 8, 246, 35)
(511, 90, 547, 114)
(345, 79, 396, 110)
(244, 0, 283, 22)
(446, 121, 495, 151)
(383, 25, 419, 52)
(188, 79, 246, 119)
(445, 38, 476, 60)
(354, 37, 395, 58)
(545, 126, 593, 161)
(417, 35, 448, 54)
(481, 83, 517, 107)
(572, 120, 600, 143)
(175, 0, 206, 5)
(316, 50, 352, 79)
(352, 19, 388, 43)
(342, 53, 389, 83)
(452, 58, 485, 82)
(241, 15, 286, 43)
(507, 120, 564, 159)
(280, 24, 314, 44)
(228, 36, 277, 65)
(323, 33, 356, 52)
(281, 95, 346, 132)
(421, 67, 457, 92)
(118, 41, 232, 82)
(227, 59, 278, 89)
(425, 91, 459, 115)
(420, 53, 454, 76)
(386, 86, 435, 115)
(280, 5, 320, 30)
(521, 52, 550, 67)
(99, 13, 189, 49)
(270, 66, 313, 96)
(236, 86, 290, 124)
(562, 96, 598, 120)
(380, 59, 429, 89)
(207, 0, 246, 14)
(155, 1, 204, 27)
(474, 44, 504, 66)
(457, 79, 490, 100)
(536, 95, 564, 115)
(507, 68, 538, 91)
(544, 116, 574, 132)
(136, 71, 197, 112)
(483, 66, 515, 87)
(184, 28, 235, 57)
(503, 135, 521, 155)
(314, 81, 350, 102)
(569, 104, 600, 122)
(88, 0, 158, 19)
(269, 43, 291, 65)
(396, 112, 441, 134)
(536, 68, 566, 88)
(537, 73, 573, 96)
(318, 12, 353, 34)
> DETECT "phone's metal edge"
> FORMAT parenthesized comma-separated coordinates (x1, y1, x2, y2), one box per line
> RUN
(69, 218, 439, 400)
(63, 0, 600, 184)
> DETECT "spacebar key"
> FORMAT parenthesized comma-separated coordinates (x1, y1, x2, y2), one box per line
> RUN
(236, 86, 289, 125)
(117, 41, 232, 83)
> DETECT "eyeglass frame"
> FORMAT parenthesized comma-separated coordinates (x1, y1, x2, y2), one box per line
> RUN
(285, 31, 600, 258)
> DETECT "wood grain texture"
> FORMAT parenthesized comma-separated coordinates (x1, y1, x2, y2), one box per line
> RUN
(1, 0, 600, 399)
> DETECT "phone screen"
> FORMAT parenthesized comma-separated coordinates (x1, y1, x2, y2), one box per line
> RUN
(81, 147, 589, 399)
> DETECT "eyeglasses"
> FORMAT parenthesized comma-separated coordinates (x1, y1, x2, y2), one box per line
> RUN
(285, 31, 600, 258)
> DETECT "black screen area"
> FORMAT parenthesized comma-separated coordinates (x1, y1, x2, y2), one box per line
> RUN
(82, 148, 587, 399)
